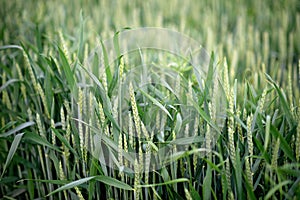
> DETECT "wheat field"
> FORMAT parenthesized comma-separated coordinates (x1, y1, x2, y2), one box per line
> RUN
(0, 0, 300, 199)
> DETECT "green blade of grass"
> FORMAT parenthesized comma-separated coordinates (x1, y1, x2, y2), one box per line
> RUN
(46, 176, 95, 196)
(1, 133, 24, 179)
(58, 46, 77, 99)
(78, 64, 120, 131)
(264, 180, 292, 200)
(136, 178, 189, 188)
(270, 124, 294, 161)
(139, 88, 173, 120)
(265, 73, 294, 126)
(203, 165, 212, 200)
(0, 122, 35, 138)
(99, 39, 112, 83)
(50, 128, 78, 156)
(0, 79, 20, 93)
(94, 176, 133, 190)
(23, 132, 61, 152)
(0, 45, 23, 51)
(46, 176, 133, 197)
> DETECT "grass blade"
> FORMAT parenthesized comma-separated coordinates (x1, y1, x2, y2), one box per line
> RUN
(139, 88, 173, 120)
(95, 176, 133, 190)
(136, 178, 189, 188)
(0, 122, 35, 138)
(46, 176, 95, 196)
(264, 180, 292, 200)
(1, 133, 24, 178)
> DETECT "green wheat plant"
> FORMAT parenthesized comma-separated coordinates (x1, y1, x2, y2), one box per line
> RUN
(0, 0, 300, 199)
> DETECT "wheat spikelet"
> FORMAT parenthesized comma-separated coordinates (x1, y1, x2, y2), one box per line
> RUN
(243, 107, 247, 121)
(2, 90, 11, 111)
(63, 100, 72, 116)
(118, 133, 124, 181)
(74, 187, 85, 200)
(225, 157, 234, 200)
(78, 88, 84, 159)
(134, 159, 141, 200)
(263, 31, 269, 64)
(58, 161, 66, 180)
(129, 82, 142, 145)
(184, 187, 192, 200)
(102, 71, 108, 93)
(58, 30, 71, 64)
(138, 144, 144, 179)
(58, 161, 68, 199)
(236, 107, 243, 144)
(98, 102, 105, 124)
(37, 83, 50, 118)
(247, 114, 254, 166)
(141, 121, 150, 141)
(223, 57, 230, 99)
(258, 87, 268, 113)
(261, 63, 266, 75)
(36, 113, 45, 138)
(128, 111, 135, 151)
(184, 123, 190, 151)
(144, 143, 151, 185)
(27, 108, 33, 122)
(119, 57, 124, 83)
(15, 63, 27, 100)
(23, 51, 37, 88)
(227, 89, 236, 167)
(193, 117, 199, 171)
(85, 92, 93, 159)
(60, 107, 66, 131)
(175, 74, 181, 96)
(36, 113, 47, 179)
(123, 132, 129, 168)
(24, 51, 50, 118)
(129, 82, 144, 174)
(53, 57, 62, 75)
(64, 114, 71, 159)
(83, 43, 89, 66)
(210, 73, 218, 123)
(245, 157, 253, 191)
(112, 97, 118, 122)
(2, 85, 13, 123)
(271, 138, 280, 169)
(205, 105, 212, 154)
(51, 119, 55, 145)
(288, 66, 294, 112)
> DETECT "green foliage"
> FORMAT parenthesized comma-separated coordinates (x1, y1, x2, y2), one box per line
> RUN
(0, 0, 300, 199)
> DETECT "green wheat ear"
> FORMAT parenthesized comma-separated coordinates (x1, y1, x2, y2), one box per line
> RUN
(247, 114, 253, 166)
(227, 89, 236, 168)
